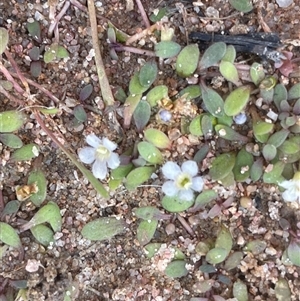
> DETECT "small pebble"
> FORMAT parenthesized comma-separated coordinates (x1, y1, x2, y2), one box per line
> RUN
(165, 223, 176, 235)
(240, 197, 253, 209)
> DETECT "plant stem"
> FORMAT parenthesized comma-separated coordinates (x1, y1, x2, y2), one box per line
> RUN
(87, 0, 114, 106)
(135, 0, 150, 28)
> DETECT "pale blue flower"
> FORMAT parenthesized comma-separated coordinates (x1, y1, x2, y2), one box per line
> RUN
(78, 134, 120, 180)
(161, 160, 204, 201)
(279, 172, 300, 203)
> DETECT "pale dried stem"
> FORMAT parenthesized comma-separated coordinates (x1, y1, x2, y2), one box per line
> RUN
(177, 214, 195, 237)
(0, 80, 24, 105)
(87, 0, 115, 106)
(126, 22, 162, 45)
(117, 46, 156, 57)
(0, 62, 25, 95)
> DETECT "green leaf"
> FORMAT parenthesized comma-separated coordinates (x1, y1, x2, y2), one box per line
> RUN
(244, 239, 267, 255)
(146, 85, 168, 107)
(0, 110, 26, 133)
(0, 222, 22, 249)
(20, 201, 62, 232)
(229, 0, 253, 12)
(279, 140, 299, 155)
(253, 121, 274, 135)
(288, 83, 300, 100)
(263, 161, 285, 184)
(81, 217, 126, 241)
(79, 84, 93, 101)
(219, 61, 240, 85)
(0, 27, 9, 55)
(137, 220, 158, 245)
(176, 44, 200, 77)
(224, 251, 244, 271)
(199, 42, 226, 69)
(287, 241, 300, 266)
(222, 45, 236, 63)
(56, 45, 69, 59)
(27, 20, 41, 42)
(275, 278, 292, 301)
(38, 107, 60, 115)
(194, 143, 209, 163)
(250, 62, 265, 86)
(144, 128, 171, 149)
(123, 93, 142, 128)
(262, 144, 277, 161)
(137, 141, 163, 164)
(133, 100, 151, 132)
(125, 166, 155, 190)
(178, 85, 201, 100)
(28, 169, 47, 206)
(233, 280, 249, 301)
(215, 124, 248, 142)
(139, 61, 158, 87)
(30, 224, 54, 246)
(129, 73, 149, 94)
(144, 243, 162, 258)
(232, 148, 253, 181)
(111, 163, 134, 180)
(274, 84, 288, 110)
(201, 85, 224, 117)
(154, 41, 181, 58)
(0, 133, 23, 148)
(11, 143, 39, 161)
(133, 206, 168, 221)
(206, 247, 228, 264)
(224, 86, 250, 116)
(190, 190, 218, 212)
(189, 115, 203, 136)
(150, 7, 167, 22)
(1, 200, 20, 216)
(165, 260, 188, 278)
(30, 61, 42, 77)
(267, 129, 289, 147)
(73, 105, 87, 123)
(209, 152, 236, 181)
(162, 195, 194, 213)
(215, 225, 233, 255)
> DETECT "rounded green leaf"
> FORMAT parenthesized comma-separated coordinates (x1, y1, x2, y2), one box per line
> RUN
(233, 280, 249, 301)
(215, 124, 248, 142)
(229, 0, 253, 12)
(176, 44, 200, 77)
(224, 86, 250, 116)
(215, 225, 233, 255)
(1, 200, 20, 216)
(275, 278, 292, 301)
(0, 222, 22, 249)
(28, 169, 47, 206)
(0, 133, 23, 148)
(11, 143, 39, 161)
(165, 260, 188, 278)
(209, 152, 236, 181)
(244, 240, 267, 255)
(137, 141, 163, 164)
(27, 20, 41, 42)
(0, 27, 9, 55)
(73, 105, 87, 123)
(274, 84, 288, 110)
(224, 251, 244, 271)
(154, 41, 181, 59)
(133, 100, 151, 132)
(263, 161, 285, 184)
(56, 45, 69, 59)
(206, 247, 228, 264)
(137, 220, 158, 246)
(219, 61, 240, 85)
(146, 85, 168, 107)
(178, 85, 201, 100)
(287, 241, 300, 266)
(111, 163, 134, 180)
(222, 45, 236, 63)
(288, 83, 300, 100)
(30, 224, 54, 246)
(123, 93, 142, 128)
(125, 166, 155, 190)
(253, 121, 274, 136)
(162, 195, 194, 213)
(0, 110, 25, 133)
(250, 62, 265, 86)
(144, 128, 171, 149)
(129, 73, 149, 94)
(262, 144, 277, 161)
(232, 148, 254, 181)
(144, 243, 162, 258)
(201, 86, 224, 118)
(189, 115, 203, 136)
(279, 140, 299, 155)
(81, 217, 126, 241)
(199, 42, 226, 69)
(79, 84, 93, 101)
(139, 61, 158, 87)
(190, 189, 218, 212)
(267, 129, 289, 147)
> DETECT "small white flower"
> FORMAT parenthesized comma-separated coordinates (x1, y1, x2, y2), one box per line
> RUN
(78, 134, 120, 180)
(279, 171, 300, 203)
(161, 160, 204, 201)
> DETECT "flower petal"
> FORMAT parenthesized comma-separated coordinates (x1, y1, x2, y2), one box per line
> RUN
(107, 152, 120, 169)
(181, 160, 198, 177)
(86, 134, 102, 148)
(78, 147, 96, 164)
(162, 181, 178, 196)
(279, 180, 294, 190)
(162, 161, 181, 180)
(282, 189, 298, 203)
(102, 137, 118, 151)
(178, 189, 194, 201)
(92, 159, 108, 180)
(191, 176, 204, 192)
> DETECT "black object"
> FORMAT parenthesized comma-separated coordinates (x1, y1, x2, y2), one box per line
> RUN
(189, 32, 286, 63)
